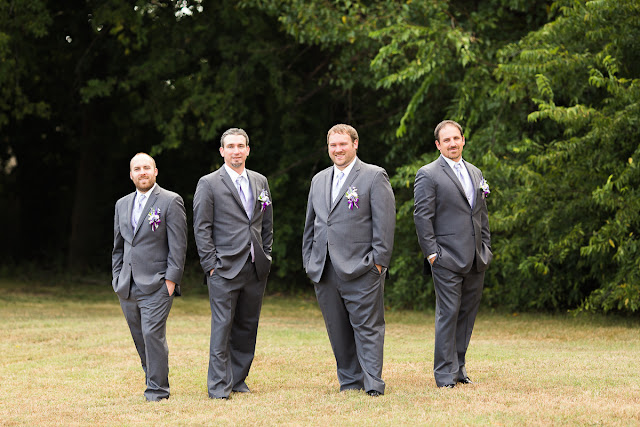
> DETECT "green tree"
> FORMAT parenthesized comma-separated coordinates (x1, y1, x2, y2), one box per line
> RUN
(486, 0, 640, 312)
(360, 0, 551, 308)
(359, 0, 640, 314)
(3, 0, 636, 314)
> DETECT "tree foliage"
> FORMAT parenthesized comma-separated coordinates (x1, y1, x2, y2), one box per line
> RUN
(1, 0, 637, 313)
(355, 0, 552, 309)
(485, 0, 640, 313)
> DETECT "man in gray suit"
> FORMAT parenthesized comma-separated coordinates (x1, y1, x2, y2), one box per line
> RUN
(413, 120, 492, 388)
(193, 128, 273, 399)
(112, 152, 188, 401)
(302, 124, 395, 396)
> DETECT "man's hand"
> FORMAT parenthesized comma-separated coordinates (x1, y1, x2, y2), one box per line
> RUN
(429, 254, 437, 265)
(375, 264, 382, 274)
(210, 269, 215, 276)
(166, 279, 176, 296)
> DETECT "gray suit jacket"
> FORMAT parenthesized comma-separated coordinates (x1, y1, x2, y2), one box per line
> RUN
(302, 158, 396, 283)
(112, 185, 188, 298)
(414, 155, 492, 274)
(193, 166, 273, 281)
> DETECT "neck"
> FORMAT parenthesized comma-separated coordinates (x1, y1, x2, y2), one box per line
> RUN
(335, 157, 356, 171)
(137, 183, 155, 195)
(228, 164, 245, 174)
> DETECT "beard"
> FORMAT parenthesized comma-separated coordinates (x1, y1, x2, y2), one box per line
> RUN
(134, 177, 155, 192)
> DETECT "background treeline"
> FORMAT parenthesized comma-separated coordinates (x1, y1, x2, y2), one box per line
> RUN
(1, 0, 638, 314)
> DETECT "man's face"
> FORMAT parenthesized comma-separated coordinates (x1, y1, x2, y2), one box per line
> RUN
(435, 124, 465, 162)
(130, 154, 158, 192)
(220, 134, 250, 171)
(328, 132, 358, 170)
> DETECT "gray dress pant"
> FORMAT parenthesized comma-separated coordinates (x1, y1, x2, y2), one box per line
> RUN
(431, 261, 484, 386)
(207, 257, 266, 398)
(314, 255, 386, 394)
(119, 281, 174, 401)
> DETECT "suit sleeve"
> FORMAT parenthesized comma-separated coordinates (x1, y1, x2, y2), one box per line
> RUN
(261, 179, 274, 257)
(370, 169, 396, 268)
(301, 179, 316, 270)
(164, 194, 188, 284)
(112, 201, 124, 281)
(193, 177, 217, 273)
(413, 167, 438, 257)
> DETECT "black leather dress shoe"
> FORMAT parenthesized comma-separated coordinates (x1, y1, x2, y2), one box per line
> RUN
(457, 377, 473, 385)
(211, 396, 229, 400)
(367, 390, 382, 397)
(146, 396, 169, 402)
(440, 384, 456, 388)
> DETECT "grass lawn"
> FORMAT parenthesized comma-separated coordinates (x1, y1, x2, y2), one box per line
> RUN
(1, 277, 639, 426)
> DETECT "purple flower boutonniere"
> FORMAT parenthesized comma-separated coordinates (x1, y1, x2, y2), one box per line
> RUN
(258, 189, 272, 212)
(345, 186, 359, 210)
(480, 179, 490, 198)
(147, 207, 161, 231)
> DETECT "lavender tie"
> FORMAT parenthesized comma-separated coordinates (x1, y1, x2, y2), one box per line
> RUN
(236, 176, 252, 219)
(236, 176, 255, 261)
(332, 171, 344, 203)
(454, 163, 472, 206)
(132, 194, 146, 230)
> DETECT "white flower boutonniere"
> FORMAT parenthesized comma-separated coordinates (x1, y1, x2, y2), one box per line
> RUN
(480, 179, 490, 198)
(345, 186, 359, 210)
(258, 189, 272, 212)
(147, 207, 161, 231)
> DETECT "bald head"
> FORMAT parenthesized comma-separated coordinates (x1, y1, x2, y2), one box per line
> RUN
(129, 152, 158, 192)
(130, 152, 156, 171)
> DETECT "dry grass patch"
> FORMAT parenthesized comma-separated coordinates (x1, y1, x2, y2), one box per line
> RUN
(0, 278, 639, 425)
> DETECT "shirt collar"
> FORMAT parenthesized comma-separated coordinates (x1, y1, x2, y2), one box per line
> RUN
(224, 164, 248, 183)
(442, 155, 465, 171)
(333, 156, 357, 180)
(136, 183, 157, 201)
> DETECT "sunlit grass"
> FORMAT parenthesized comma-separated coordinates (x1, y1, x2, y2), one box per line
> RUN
(1, 277, 639, 425)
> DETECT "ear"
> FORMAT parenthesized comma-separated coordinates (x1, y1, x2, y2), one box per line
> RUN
(130, 171, 134, 181)
(353, 139, 359, 150)
(154, 168, 158, 177)
(219, 146, 224, 157)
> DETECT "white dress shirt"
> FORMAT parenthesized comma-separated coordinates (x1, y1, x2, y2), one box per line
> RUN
(224, 164, 250, 199)
(332, 157, 357, 202)
(132, 183, 156, 229)
(442, 156, 475, 207)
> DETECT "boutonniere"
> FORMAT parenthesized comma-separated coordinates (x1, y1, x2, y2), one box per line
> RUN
(345, 186, 359, 210)
(147, 207, 161, 231)
(258, 189, 272, 211)
(480, 178, 490, 198)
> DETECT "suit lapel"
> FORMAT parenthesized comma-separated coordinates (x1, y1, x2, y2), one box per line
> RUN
(133, 185, 160, 239)
(247, 170, 260, 217)
(220, 167, 245, 213)
(127, 192, 135, 229)
(330, 158, 361, 213)
(324, 168, 333, 213)
(465, 161, 481, 211)
(122, 192, 135, 240)
(439, 156, 468, 205)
